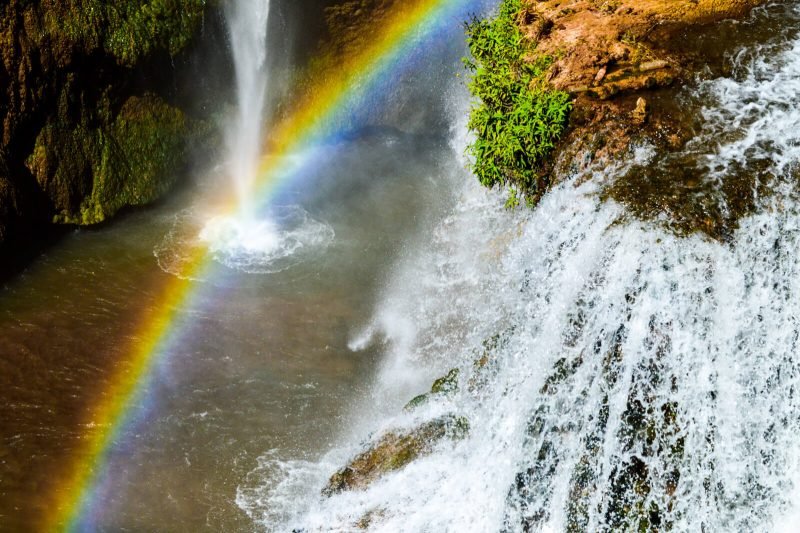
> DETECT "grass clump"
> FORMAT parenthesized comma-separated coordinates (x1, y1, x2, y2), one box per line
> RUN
(464, 0, 571, 207)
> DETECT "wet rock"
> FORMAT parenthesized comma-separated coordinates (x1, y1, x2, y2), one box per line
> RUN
(322, 415, 469, 496)
(468, 328, 515, 392)
(594, 65, 608, 84)
(404, 368, 460, 411)
(631, 97, 649, 126)
(355, 508, 387, 530)
(639, 59, 670, 72)
(431, 368, 460, 394)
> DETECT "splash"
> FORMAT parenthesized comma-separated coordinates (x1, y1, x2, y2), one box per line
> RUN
(200, 206, 335, 274)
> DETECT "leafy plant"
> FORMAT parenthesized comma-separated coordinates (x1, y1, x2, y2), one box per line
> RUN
(464, 0, 571, 207)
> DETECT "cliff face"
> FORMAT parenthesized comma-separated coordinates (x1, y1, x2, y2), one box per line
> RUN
(0, 0, 221, 257)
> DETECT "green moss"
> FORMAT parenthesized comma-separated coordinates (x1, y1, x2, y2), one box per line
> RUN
(464, 0, 571, 207)
(80, 95, 188, 224)
(44, 0, 211, 66)
(404, 393, 430, 411)
(404, 368, 460, 411)
(431, 368, 460, 394)
(27, 94, 190, 225)
(323, 415, 469, 496)
(25, 124, 96, 216)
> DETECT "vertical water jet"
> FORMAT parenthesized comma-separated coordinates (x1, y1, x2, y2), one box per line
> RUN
(225, 0, 271, 217)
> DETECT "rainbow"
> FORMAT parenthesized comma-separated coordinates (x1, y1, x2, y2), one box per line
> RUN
(43, 0, 485, 530)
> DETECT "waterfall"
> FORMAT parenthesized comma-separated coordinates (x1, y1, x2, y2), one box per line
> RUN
(237, 4, 800, 531)
(225, 0, 271, 216)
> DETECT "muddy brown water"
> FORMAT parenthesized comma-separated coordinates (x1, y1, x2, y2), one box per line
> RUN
(0, 131, 460, 530)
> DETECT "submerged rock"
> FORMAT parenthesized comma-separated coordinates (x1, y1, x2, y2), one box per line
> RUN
(322, 414, 469, 496)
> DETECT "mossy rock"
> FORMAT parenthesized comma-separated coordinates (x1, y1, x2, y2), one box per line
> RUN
(37, 0, 213, 66)
(431, 368, 460, 394)
(25, 123, 97, 217)
(26, 94, 191, 225)
(354, 508, 387, 530)
(0, 1, 220, 250)
(404, 368, 460, 411)
(322, 414, 469, 496)
(84, 94, 189, 224)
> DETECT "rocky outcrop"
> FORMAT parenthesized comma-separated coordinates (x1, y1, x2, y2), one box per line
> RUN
(323, 368, 470, 497)
(0, 0, 222, 260)
(519, 0, 769, 171)
(524, 0, 768, 97)
(404, 368, 460, 410)
(514, 0, 771, 238)
(323, 414, 469, 496)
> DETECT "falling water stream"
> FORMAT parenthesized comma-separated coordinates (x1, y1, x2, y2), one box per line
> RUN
(2, 0, 800, 531)
(226, 0, 270, 211)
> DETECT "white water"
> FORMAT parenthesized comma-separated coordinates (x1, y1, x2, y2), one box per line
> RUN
(201, 206, 335, 274)
(225, 0, 271, 214)
(238, 5, 800, 532)
(193, 0, 339, 275)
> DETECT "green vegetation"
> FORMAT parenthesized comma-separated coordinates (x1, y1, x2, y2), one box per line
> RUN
(0, 1, 216, 235)
(464, 0, 571, 207)
(45, 0, 211, 66)
(26, 95, 192, 225)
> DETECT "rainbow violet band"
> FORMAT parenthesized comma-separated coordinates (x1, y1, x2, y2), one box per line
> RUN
(44, 0, 483, 530)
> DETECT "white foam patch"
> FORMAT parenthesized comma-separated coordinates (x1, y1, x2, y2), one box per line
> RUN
(200, 206, 335, 274)
(154, 206, 334, 278)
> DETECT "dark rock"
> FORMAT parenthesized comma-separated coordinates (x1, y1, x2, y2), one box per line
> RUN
(0, 0, 222, 258)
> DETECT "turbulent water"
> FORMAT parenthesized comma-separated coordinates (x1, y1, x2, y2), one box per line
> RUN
(236, 4, 800, 532)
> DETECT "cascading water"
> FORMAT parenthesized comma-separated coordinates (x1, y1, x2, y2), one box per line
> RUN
(198, 0, 287, 266)
(238, 4, 800, 531)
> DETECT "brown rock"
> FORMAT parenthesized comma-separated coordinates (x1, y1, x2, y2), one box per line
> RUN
(594, 65, 608, 84)
(323, 415, 469, 496)
(631, 97, 649, 125)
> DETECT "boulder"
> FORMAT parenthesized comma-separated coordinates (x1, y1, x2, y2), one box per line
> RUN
(323, 414, 469, 496)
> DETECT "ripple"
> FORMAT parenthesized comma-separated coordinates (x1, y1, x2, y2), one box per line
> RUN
(154, 206, 335, 278)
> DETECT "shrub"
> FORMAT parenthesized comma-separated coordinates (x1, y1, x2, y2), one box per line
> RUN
(464, 0, 571, 207)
